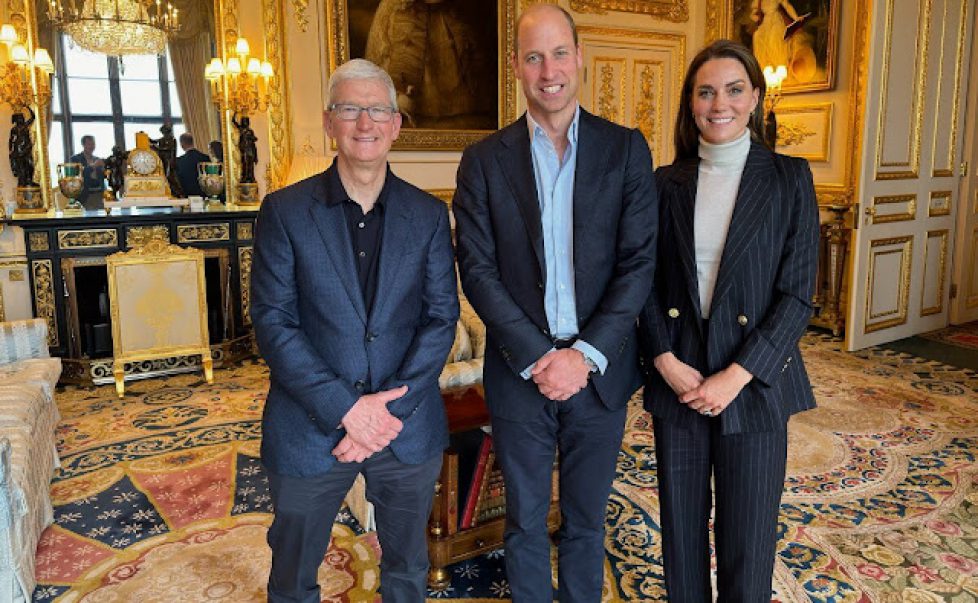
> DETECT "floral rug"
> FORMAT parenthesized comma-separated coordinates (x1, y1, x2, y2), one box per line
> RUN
(33, 333, 978, 601)
(919, 321, 978, 351)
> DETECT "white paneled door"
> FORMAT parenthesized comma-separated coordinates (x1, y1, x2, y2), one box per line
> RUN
(847, 0, 975, 350)
(951, 1, 978, 324)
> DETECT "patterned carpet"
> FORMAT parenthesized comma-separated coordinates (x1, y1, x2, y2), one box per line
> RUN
(919, 321, 978, 351)
(32, 332, 978, 601)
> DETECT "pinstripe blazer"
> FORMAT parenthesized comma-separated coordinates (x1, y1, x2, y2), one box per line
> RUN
(638, 142, 819, 434)
(251, 168, 459, 477)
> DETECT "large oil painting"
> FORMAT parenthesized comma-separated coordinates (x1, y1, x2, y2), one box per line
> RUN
(328, 0, 516, 150)
(731, 0, 840, 93)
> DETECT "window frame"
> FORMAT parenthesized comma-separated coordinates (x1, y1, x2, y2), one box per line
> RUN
(51, 33, 183, 162)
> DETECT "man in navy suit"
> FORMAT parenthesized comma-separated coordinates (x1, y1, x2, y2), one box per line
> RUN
(453, 5, 656, 600)
(175, 133, 210, 198)
(251, 58, 459, 602)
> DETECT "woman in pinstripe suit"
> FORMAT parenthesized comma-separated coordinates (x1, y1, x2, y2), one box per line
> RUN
(638, 40, 819, 602)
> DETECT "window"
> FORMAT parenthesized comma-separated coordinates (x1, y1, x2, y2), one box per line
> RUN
(48, 34, 182, 178)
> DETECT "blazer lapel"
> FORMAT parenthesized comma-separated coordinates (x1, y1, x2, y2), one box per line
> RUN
(712, 143, 777, 304)
(496, 117, 545, 280)
(369, 179, 413, 325)
(308, 178, 368, 324)
(573, 110, 612, 278)
(668, 159, 704, 328)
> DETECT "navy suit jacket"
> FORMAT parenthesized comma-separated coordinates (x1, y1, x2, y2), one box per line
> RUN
(175, 148, 210, 197)
(639, 143, 819, 434)
(251, 167, 459, 477)
(454, 110, 657, 420)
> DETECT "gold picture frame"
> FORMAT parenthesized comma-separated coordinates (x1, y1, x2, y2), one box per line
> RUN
(568, 0, 688, 21)
(730, 0, 840, 93)
(106, 240, 214, 397)
(326, 0, 518, 150)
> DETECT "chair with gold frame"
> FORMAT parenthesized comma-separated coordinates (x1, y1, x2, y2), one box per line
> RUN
(106, 239, 214, 397)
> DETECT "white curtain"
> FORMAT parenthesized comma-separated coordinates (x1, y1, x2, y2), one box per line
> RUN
(167, 0, 217, 148)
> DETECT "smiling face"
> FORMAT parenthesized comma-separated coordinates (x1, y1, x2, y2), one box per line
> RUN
(512, 5, 582, 127)
(324, 77, 401, 169)
(691, 57, 760, 145)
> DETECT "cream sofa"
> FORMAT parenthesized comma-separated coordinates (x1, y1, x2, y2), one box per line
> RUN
(0, 319, 62, 603)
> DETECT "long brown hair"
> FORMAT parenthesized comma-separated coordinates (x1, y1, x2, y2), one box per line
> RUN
(674, 39, 768, 160)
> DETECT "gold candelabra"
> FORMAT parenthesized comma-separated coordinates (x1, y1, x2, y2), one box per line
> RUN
(0, 24, 54, 109)
(205, 37, 274, 115)
(762, 64, 787, 149)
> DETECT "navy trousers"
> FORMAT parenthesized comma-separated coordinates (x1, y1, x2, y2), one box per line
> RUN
(491, 386, 626, 602)
(265, 448, 442, 603)
(653, 416, 788, 603)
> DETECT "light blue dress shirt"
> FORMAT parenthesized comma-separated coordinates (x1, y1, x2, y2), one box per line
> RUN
(521, 107, 608, 378)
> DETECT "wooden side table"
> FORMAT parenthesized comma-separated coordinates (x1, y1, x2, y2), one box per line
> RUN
(428, 385, 561, 588)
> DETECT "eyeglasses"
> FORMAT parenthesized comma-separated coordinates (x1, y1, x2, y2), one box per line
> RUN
(328, 103, 397, 123)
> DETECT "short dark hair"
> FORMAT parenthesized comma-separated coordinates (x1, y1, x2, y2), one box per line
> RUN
(80, 135, 94, 145)
(514, 4, 578, 55)
(209, 140, 223, 159)
(674, 39, 768, 160)
(179, 132, 194, 147)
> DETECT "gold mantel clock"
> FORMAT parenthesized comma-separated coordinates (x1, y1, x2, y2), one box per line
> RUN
(123, 132, 170, 199)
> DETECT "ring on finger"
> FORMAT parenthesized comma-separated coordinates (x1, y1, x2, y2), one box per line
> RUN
(702, 409, 714, 417)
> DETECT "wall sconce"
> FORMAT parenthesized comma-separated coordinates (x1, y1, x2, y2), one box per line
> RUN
(205, 37, 274, 115)
(1, 22, 55, 213)
(763, 64, 787, 149)
(204, 37, 273, 204)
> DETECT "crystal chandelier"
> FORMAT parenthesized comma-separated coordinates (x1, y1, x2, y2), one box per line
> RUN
(46, 0, 180, 56)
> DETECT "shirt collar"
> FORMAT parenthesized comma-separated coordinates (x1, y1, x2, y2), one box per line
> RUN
(526, 104, 580, 147)
(323, 159, 392, 209)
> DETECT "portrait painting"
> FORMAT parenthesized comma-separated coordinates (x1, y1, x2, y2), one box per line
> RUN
(328, 0, 516, 150)
(731, 0, 840, 93)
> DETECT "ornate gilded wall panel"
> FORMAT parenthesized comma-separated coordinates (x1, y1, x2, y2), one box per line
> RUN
(239, 246, 253, 325)
(869, 194, 917, 224)
(30, 259, 57, 346)
(177, 223, 231, 243)
(4, 0, 52, 209)
(262, 0, 293, 193)
(291, 0, 310, 32)
(874, 0, 930, 180)
(569, 0, 687, 21)
(929, 0, 969, 178)
(864, 236, 913, 333)
(126, 225, 171, 248)
(213, 0, 241, 202)
(236, 222, 254, 241)
(29, 231, 49, 252)
(920, 229, 949, 316)
(577, 27, 684, 166)
(593, 59, 625, 124)
(57, 229, 119, 250)
(928, 190, 952, 217)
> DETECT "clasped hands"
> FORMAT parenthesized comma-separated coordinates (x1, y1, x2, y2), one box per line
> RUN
(532, 348, 590, 401)
(653, 352, 752, 416)
(332, 385, 407, 463)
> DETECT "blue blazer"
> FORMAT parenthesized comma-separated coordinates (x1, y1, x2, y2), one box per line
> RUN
(454, 110, 657, 420)
(639, 143, 819, 434)
(251, 168, 459, 477)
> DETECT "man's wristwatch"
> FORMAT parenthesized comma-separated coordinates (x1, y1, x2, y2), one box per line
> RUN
(582, 354, 599, 374)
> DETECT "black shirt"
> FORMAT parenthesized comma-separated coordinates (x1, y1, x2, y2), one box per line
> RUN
(324, 163, 390, 313)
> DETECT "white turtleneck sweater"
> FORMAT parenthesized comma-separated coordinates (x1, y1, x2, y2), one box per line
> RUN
(694, 130, 751, 318)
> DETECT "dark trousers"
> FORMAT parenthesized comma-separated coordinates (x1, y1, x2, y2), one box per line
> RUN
(265, 448, 442, 603)
(653, 417, 788, 603)
(491, 386, 626, 602)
